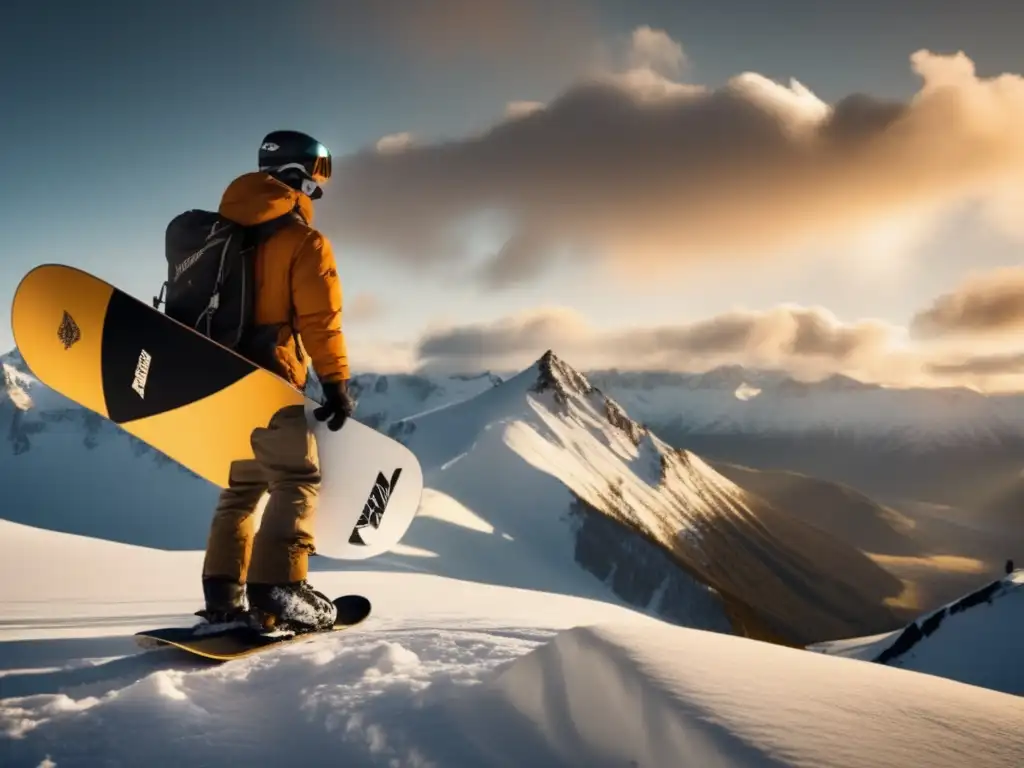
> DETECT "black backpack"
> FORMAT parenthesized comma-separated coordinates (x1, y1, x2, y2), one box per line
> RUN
(153, 209, 295, 350)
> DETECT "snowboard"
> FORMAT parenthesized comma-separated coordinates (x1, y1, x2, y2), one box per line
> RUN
(10, 262, 423, 559)
(134, 594, 372, 661)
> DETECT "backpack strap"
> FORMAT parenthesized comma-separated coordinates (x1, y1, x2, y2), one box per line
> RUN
(193, 218, 237, 338)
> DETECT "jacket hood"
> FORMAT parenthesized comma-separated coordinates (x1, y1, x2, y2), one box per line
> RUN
(218, 172, 315, 227)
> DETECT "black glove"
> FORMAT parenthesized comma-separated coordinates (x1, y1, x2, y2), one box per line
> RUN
(313, 379, 355, 431)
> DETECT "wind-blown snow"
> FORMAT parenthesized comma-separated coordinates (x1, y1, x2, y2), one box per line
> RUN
(810, 571, 1024, 696)
(2, 521, 1024, 768)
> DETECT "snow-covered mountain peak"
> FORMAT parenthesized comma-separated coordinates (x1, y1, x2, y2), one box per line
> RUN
(390, 349, 902, 644)
(530, 352, 733, 500)
(531, 349, 648, 447)
(531, 348, 594, 400)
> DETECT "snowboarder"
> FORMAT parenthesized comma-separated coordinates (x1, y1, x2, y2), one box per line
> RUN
(169, 130, 355, 632)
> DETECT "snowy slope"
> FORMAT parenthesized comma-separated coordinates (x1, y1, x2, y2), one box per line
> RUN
(809, 571, 1024, 696)
(387, 351, 904, 645)
(2, 521, 1023, 768)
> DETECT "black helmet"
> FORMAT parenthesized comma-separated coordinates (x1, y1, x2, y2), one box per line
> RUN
(258, 130, 332, 199)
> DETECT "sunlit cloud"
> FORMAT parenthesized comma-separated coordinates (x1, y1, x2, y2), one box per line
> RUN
(325, 31, 1024, 290)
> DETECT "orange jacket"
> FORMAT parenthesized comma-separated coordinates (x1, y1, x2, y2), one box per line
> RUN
(218, 172, 349, 389)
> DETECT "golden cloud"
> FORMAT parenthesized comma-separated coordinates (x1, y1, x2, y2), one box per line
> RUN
(325, 33, 1024, 288)
(911, 267, 1024, 339)
(411, 299, 1024, 392)
(416, 305, 899, 376)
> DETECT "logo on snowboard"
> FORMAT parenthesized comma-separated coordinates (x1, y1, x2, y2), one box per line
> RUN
(57, 311, 81, 350)
(132, 349, 152, 399)
(350, 467, 402, 546)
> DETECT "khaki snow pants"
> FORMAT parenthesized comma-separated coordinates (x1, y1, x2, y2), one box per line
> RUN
(202, 404, 321, 585)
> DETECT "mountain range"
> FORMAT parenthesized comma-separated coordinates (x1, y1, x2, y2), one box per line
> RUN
(333, 362, 1024, 518)
(2, 344, 926, 646)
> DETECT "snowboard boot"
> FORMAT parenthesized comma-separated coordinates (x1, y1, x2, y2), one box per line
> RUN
(246, 580, 338, 635)
(194, 577, 253, 632)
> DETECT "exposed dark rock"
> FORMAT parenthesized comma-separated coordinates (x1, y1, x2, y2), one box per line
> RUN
(568, 490, 732, 632)
(873, 576, 1011, 665)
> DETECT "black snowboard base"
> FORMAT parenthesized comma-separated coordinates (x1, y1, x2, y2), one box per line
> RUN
(134, 594, 372, 661)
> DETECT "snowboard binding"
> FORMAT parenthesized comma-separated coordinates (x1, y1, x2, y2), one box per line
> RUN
(192, 606, 322, 639)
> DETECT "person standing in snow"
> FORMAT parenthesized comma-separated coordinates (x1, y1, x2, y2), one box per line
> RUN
(169, 130, 355, 632)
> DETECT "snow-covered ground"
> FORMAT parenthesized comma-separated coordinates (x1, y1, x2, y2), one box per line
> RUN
(810, 571, 1024, 697)
(3, 519, 1024, 768)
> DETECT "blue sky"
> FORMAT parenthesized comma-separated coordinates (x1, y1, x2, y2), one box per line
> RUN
(2, 0, 1022, 384)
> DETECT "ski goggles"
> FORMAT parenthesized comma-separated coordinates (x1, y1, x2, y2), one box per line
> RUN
(263, 141, 332, 184)
(307, 141, 332, 183)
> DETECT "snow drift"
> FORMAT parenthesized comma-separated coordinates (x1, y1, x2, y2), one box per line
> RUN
(456, 622, 1024, 768)
(2, 521, 1023, 768)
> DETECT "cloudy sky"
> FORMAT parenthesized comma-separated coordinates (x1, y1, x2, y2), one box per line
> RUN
(3, 0, 1023, 391)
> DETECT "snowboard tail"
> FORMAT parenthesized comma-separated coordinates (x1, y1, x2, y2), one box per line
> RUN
(134, 594, 372, 660)
(11, 263, 304, 489)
